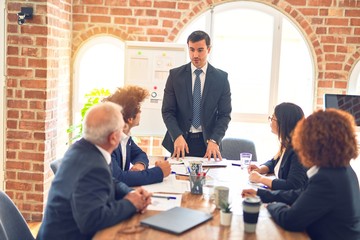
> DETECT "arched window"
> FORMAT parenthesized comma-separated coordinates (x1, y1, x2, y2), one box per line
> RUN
(73, 36, 125, 124)
(348, 59, 360, 94)
(177, 2, 314, 160)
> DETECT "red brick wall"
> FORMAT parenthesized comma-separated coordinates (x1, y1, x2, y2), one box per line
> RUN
(4, 0, 360, 221)
(71, 0, 360, 108)
(6, 0, 71, 221)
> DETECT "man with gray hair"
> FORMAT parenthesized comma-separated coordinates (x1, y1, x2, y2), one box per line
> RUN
(37, 102, 152, 240)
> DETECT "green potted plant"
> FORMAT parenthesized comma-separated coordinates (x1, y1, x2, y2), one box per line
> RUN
(67, 88, 111, 143)
(220, 201, 232, 226)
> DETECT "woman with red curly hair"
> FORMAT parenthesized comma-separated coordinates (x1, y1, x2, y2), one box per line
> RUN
(264, 109, 360, 240)
(104, 85, 171, 187)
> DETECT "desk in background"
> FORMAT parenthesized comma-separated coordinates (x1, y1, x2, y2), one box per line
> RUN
(94, 159, 310, 240)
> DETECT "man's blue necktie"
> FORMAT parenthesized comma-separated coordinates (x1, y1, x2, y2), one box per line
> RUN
(192, 69, 203, 129)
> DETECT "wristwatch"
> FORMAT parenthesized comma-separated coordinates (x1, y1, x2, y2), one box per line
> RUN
(207, 139, 217, 145)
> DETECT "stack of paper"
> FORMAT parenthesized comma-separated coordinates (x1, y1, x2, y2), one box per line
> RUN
(168, 156, 228, 167)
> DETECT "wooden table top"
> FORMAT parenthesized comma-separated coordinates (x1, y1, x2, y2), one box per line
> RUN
(93, 159, 310, 240)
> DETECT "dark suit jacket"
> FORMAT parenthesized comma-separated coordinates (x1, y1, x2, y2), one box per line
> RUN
(257, 187, 303, 205)
(111, 138, 163, 187)
(262, 147, 308, 190)
(161, 62, 232, 153)
(112, 137, 149, 171)
(267, 166, 360, 240)
(37, 138, 137, 240)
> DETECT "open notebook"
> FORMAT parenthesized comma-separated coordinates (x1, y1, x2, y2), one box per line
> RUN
(140, 207, 212, 235)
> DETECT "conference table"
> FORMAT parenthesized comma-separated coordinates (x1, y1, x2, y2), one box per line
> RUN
(93, 158, 310, 240)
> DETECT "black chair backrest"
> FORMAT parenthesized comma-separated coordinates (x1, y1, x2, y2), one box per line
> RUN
(0, 190, 35, 240)
(50, 158, 62, 174)
(220, 138, 257, 161)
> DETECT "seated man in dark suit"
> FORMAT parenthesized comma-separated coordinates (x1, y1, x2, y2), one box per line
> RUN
(37, 102, 152, 240)
(242, 109, 360, 240)
(104, 86, 171, 187)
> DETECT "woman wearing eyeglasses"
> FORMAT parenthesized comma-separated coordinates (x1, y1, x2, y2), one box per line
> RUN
(247, 102, 308, 190)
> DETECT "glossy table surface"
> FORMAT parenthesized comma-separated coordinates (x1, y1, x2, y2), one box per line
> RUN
(94, 158, 310, 240)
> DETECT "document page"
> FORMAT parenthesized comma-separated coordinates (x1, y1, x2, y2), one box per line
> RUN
(148, 193, 182, 211)
(142, 174, 189, 194)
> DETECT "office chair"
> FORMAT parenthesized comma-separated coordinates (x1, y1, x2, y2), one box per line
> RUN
(0, 190, 35, 240)
(50, 158, 62, 174)
(220, 138, 257, 161)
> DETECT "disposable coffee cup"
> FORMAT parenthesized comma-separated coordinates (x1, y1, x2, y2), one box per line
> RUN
(242, 196, 261, 233)
(214, 186, 229, 209)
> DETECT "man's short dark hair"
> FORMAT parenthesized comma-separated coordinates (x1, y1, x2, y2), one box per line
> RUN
(187, 30, 211, 47)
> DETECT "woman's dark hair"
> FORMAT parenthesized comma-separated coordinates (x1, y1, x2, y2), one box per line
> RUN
(274, 102, 304, 151)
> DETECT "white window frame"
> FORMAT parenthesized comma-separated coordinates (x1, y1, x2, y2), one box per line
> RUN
(72, 36, 125, 126)
(348, 60, 360, 94)
(176, 1, 315, 161)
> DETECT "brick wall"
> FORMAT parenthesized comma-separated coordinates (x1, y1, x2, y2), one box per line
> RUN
(4, 0, 360, 221)
(6, 0, 71, 221)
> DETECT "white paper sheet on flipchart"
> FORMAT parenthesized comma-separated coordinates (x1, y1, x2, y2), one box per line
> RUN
(148, 193, 182, 211)
(168, 156, 228, 167)
(142, 174, 189, 194)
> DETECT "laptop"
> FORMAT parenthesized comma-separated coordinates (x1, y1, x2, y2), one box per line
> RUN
(140, 207, 213, 235)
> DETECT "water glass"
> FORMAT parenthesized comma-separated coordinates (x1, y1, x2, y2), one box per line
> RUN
(240, 152, 252, 169)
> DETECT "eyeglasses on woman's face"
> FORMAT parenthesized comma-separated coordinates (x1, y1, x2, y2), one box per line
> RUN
(268, 115, 277, 122)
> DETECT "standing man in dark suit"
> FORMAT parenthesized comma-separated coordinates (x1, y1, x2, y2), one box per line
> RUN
(162, 30, 232, 159)
(37, 102, 152, 240)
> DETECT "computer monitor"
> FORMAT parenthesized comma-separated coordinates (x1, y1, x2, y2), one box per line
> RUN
(324, 93, 360, 126)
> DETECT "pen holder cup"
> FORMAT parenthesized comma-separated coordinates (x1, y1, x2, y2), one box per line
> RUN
(189, 174, 206, 195)
(188, 161, 203, 175)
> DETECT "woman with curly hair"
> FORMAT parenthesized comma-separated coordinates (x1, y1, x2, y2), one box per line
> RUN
(247, 102, 308, 190)
(244, 109, 360, 240)
(104, 85, 171, 187)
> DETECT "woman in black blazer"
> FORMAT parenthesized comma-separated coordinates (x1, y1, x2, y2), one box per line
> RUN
(265, 109, 360, 240)
(248, 102, 308, 190)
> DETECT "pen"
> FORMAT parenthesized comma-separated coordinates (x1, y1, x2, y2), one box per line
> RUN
(171, 171, 177, 174)
(232, 163, 241, 167)
(198, 168, 210, 176)
(152, 195, 177, 200)
(261, 185, 269, 189)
